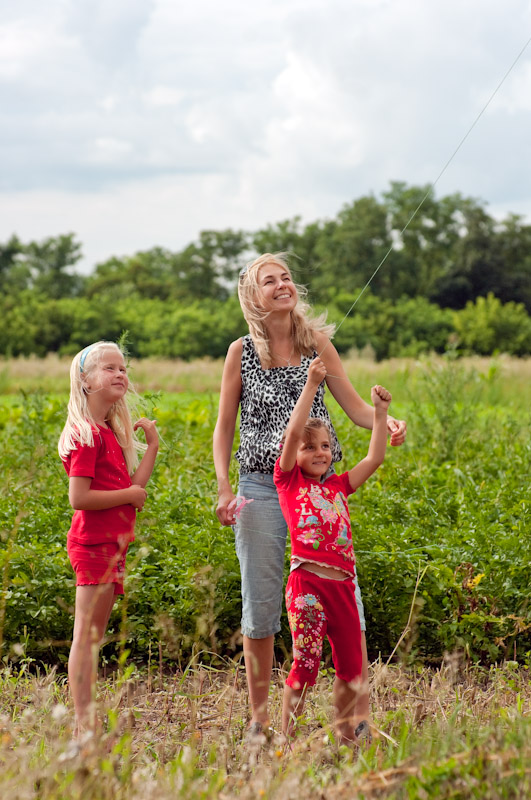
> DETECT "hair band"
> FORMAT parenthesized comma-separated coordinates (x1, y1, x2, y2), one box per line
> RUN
(79, 345, 96, 373)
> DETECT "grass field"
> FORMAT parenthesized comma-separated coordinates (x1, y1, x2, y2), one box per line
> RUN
(1, 656, 529, 799)
(0, 354, 530, 798)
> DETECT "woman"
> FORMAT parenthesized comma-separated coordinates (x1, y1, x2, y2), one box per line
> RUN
(213, 253, 406, 738)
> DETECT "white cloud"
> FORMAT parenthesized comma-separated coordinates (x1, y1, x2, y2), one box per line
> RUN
(1, 0, 530, 270)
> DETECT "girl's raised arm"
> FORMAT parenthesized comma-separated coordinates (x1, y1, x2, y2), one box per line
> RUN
(347, 385, 391, 491)
(279, 357, 327, 472)
(131, 418, 159, 488)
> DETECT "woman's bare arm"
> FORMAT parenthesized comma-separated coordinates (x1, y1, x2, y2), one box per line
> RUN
(316, 333, 407, 445)
(213, 339, 243, 526)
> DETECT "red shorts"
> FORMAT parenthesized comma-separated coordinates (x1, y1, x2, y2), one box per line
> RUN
(285, 568, 362, 689)
(67, 538, 129, 596)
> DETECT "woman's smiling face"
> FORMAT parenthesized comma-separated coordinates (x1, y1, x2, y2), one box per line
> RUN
(256, 263, 297, 312)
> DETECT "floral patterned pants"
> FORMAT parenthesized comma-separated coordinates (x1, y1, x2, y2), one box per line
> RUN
(285, 567, 362, 689)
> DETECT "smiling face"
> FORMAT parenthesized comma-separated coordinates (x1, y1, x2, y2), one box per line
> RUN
(296, 426, 332, 480)
(84, 348, 129, 404)
(256, 262, 297, 313)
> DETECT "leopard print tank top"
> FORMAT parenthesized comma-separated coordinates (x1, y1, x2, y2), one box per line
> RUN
(235, 335, 342, 474)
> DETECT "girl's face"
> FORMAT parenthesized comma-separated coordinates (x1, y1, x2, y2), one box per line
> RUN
(84, 349, 128, 403)
(256, 263, 297, 313)
(296, 428, 332, 480)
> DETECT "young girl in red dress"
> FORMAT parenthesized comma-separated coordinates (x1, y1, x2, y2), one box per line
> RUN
(58, 341, 158, 735)
(274, 357, 391, 743)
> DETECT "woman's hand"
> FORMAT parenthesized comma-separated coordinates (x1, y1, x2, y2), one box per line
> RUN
(387, 416, 407, 446)
(134, 418, 159, 447)
(216, 487, 237, 526)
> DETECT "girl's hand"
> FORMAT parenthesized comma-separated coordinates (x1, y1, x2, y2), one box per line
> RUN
(134, 418, 158, 446)
(128, 484, 147, 510)
(371, 384, 392, 409)
(307, 357, 327, 387)
(387, 416, 407, 446)
(216, 487, 237, 527)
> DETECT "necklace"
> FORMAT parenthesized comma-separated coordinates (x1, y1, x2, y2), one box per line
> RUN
(273, 341, 296, 366)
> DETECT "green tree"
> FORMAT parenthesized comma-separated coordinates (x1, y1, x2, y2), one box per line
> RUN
(310, 195, 393, 302)
(25, 234, 84, 298)
(453, 294, 531, 355)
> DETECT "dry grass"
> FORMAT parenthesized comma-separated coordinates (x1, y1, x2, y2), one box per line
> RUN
(1, 353, 530, 396)
(1, 656, 529, 799)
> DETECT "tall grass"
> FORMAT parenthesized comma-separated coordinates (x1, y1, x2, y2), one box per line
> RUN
(0, 657, 529, 798)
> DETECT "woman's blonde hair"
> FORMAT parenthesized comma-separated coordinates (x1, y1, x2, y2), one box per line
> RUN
(58, 341, 146, 474)
(238, 252, 335, 368)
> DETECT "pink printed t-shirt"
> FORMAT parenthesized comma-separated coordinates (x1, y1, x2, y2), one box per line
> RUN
(62, 425, 136, 545)
(273, 458, 356, 576)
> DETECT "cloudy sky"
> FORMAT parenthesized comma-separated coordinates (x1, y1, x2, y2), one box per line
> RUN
(1, 0, 531, 272)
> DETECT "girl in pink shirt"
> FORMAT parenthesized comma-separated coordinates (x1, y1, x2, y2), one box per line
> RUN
(274, 357, 391, 744)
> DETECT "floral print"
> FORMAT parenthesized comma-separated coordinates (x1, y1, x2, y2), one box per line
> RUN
(284, 570, 363, 690)
(286, 589, 326, 685)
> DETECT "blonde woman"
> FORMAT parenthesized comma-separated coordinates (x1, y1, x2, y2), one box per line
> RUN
(213, 253, 406, 740)
(59, 341, 158, 735)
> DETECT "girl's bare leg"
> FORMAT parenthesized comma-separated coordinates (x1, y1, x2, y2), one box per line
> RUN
(352, 632, 370, 720)
(68, 584, 116, 735)
(282, 684, 307, 737)
(333, 676, 360, 742)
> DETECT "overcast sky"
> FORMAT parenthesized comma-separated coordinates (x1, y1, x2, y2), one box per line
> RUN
(1, 0, 531, 272)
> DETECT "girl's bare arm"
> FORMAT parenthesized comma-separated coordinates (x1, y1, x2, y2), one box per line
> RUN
(279, 358, 328, 472)
(69, 477, 147, 511)
(347, 385, 391, 491)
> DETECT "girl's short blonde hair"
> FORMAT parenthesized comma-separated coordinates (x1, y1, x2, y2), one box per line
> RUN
(238, 253, 335, 368)
(58, 341, 145, 474)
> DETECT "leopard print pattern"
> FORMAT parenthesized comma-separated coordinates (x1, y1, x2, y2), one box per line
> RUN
(235, 335, 342, 473)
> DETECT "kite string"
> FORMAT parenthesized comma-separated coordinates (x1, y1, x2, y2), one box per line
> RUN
(319, 32, 531, 358)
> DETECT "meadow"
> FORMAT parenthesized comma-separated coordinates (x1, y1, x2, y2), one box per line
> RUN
(0, 354, 530, 798)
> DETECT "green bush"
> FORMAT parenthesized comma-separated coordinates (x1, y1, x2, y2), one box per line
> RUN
(453, 293, 531, 356)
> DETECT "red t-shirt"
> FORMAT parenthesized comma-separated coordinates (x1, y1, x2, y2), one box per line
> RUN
(62, 425, 136, 545)
(274, 458, 356, 576)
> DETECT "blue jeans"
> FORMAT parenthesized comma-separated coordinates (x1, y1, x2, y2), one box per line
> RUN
(234, 473, 366, 639)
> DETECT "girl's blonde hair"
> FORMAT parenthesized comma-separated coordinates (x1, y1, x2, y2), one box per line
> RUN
(58, 341, 146, 474)
(238, 252, 335, 368)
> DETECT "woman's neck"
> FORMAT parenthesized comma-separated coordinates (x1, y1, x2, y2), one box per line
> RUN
(264, 314, 293, 347)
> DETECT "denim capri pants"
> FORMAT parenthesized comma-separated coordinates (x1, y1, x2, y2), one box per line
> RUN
(234, 473, 366, 639)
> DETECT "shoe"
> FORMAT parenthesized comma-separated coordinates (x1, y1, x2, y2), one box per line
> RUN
(354, 720, 372, 745)
(244, 721, 274, 748)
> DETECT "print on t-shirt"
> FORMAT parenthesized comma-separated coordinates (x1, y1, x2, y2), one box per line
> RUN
(294, 483, 354, 563)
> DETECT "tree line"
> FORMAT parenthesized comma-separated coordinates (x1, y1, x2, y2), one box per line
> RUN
(3, 182, 531, 359)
